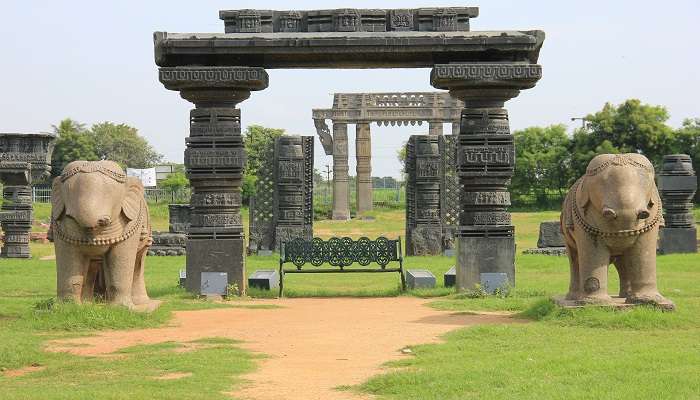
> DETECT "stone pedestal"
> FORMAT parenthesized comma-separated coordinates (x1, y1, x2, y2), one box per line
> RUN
(658, 154, 698, 254)
(149, 204, 191, 256)
(431, 63, 542, 291)
(332, 122, 350, 220)
(356, 122, 372, 213)
(159, 66, 268, 294)
(0, 133, 55, 259)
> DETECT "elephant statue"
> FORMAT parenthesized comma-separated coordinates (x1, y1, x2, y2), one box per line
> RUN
(560, 153, 674, 309)
(50, 160, 157, 310)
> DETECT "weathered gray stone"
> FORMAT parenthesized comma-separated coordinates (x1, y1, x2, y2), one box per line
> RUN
(179, 269, 186, 287)
(523, 247, 567, 256)
(148, 232, 187, 256)
(201, 272, 229, 295)
(456, 236, 515, 290)
(168, 204, 192, 233)
(537, 221, 564, 248)
(444, 266, 456, 287)
(406, 269, 436, 289)
(480, 272, 509, 294)
(0, 133, 55, 259)
(658, 154, 697, 254)
(248, 269, 280, 290)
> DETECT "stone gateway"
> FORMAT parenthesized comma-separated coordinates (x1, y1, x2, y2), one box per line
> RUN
(153, 6, 544, 294)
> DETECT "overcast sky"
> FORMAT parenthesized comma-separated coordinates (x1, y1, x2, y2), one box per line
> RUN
(2, 1, 698, 178)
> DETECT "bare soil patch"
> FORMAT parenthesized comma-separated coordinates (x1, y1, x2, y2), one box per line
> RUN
(3, 364, 46, 378)
(48, 297, 524, 400)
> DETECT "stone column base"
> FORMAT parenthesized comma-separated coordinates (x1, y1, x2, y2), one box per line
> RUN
(406, 226, 442, 256)
(456, 236, 515, 291)
(186, 238, 245, 295)
(659, 227, 698, 254)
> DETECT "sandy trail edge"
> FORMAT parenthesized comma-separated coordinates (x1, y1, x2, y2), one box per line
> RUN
(47, 297, 524, 400)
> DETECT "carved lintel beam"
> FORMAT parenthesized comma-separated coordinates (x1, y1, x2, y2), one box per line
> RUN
(159, 66, 269, 106)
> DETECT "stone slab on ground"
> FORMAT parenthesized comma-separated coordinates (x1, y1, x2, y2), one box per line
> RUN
(444, 266, 456, 287)
(552, 295, 675, 311)
(406, 269, 436, 289)
(523, 247, 567, 256)
(248, 270, 280, 290)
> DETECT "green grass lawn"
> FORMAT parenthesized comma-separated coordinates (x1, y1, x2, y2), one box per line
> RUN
(1, 206, 699, 399)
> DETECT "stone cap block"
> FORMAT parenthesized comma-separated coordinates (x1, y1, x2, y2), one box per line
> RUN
(657, 174, 697, 191)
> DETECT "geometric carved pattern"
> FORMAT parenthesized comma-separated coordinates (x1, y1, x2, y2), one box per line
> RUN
(440, 134, 460, 227)
(249, 139, 276, 252)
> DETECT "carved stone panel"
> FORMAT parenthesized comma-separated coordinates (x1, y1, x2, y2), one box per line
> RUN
(658, 154, 698, 253)
(406, 136, 442, 256)
(0, 133, 55, 259)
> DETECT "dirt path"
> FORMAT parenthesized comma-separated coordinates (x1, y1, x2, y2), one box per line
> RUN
(48, 297, 523, 400)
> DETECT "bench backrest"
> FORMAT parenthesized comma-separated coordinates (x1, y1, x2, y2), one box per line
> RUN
(281, 236, 401, 269)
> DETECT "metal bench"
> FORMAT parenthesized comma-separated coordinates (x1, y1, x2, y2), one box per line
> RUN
(278, 236, 405, 297)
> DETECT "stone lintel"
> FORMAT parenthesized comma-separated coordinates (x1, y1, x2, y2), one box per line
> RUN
(158, 67, 269, 104)
(154, 30, 544, 68)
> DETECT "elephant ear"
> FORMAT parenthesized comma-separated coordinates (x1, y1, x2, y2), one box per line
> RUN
(122, 177, 144, 221)
(51, 177, 65, 220)
(575, 177, 590, 213)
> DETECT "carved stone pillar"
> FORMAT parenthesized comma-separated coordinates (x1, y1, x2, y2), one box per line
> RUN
(0, 133, 54, 259)
(274, 136, 313, 249)
(332, 122, 350, 220)
(428, 121, 443, 136)
(159, 66, 268, 294)
(658, 154, 698, 253)
(405, 135, 442, 256)
(356, 122, 372, 213)
(431, 63, 542, 291)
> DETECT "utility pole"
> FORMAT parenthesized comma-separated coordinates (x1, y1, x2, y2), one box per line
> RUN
(571, 117, 588, 129)
(325, 164, 331, 205)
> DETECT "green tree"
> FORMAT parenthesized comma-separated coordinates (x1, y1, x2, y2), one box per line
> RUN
(512, 124, 571, 204)
(569, 99, 674, 178)
(90, 122, 162, 169)
(51, 118, 97, 175)
(159, 171, 189, 192)
(397, 143, 407, 174)
(243, 125, 285, 199)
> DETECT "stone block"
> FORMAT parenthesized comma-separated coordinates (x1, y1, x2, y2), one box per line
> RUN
(537, 221, 564, 248)
(480, 272, 509, 294)
(657, 175, 698, 192)
(444, 266, 456, 287)
(443, 249, 455, 257)
(257, 250, 273, 256)
(407, 226, 442, 256)
(456, 236, 515, 291)
(406, 269, 436, 289)
(248, 269, 280, 290)
(200, 272, 228, 295)
(659, 227, 698, 254)
(186, 238, 245, 294)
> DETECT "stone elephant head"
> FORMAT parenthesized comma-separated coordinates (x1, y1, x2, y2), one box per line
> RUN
(50, 161, 155, 310)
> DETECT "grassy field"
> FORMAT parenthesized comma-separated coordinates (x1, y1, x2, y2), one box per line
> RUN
(1, 206, 699, 399)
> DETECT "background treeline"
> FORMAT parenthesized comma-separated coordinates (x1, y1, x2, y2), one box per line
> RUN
(512, 99, 700, 207)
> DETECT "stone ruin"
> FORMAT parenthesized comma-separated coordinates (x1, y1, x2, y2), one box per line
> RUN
(148, 204, 191, 256)
(405, 135, 459, 256)
(154, 6, 544, 293)
(249, 135, 314, 254)
(523, 221, 567, 256)
(658, 154, 698, 254)
(0, 133, 55, 258)
(314, 92, 461, 219)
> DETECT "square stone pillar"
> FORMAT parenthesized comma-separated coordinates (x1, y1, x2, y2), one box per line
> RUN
(332, 122, 350, 220)
(159, 66, 268, 295)
(428, 121, 443, 136)
(451, 121, 461, 135)
(431, 63, 542, 291)
(355, 122, 372, 213)
(658, 154, 698, 253)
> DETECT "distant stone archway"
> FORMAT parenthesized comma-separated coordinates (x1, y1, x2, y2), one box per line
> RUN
(313, 92, 462, 219)
(154, 6, 544, 293)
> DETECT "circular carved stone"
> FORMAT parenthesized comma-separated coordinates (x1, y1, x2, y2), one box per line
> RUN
(584, 277, 600, 294)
